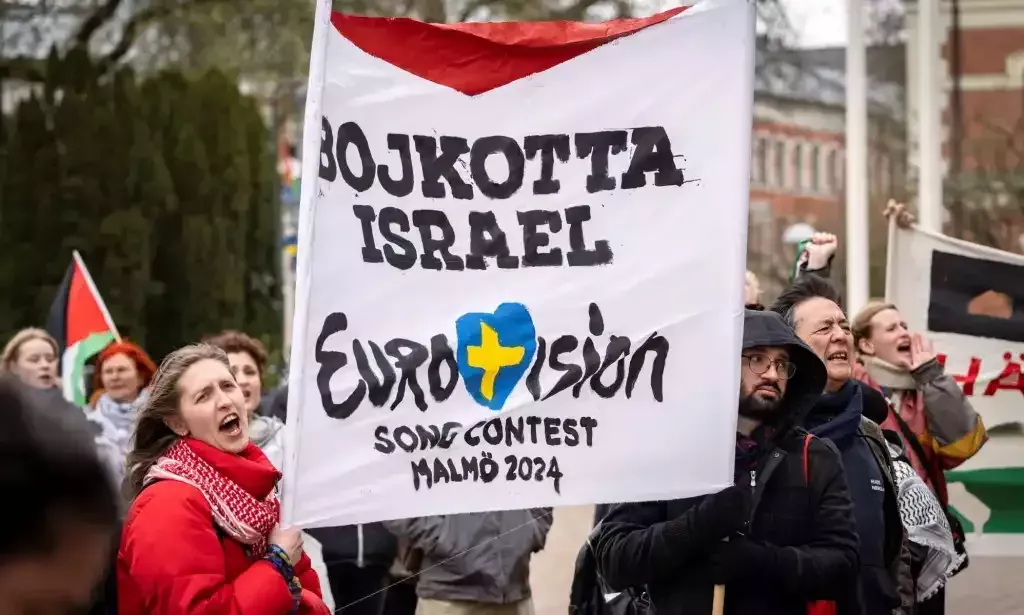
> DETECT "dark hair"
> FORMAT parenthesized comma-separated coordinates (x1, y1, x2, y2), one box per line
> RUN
(202, 330, 268, 376)
(770, 274, 843, 327)
(0, 374, 118, 557)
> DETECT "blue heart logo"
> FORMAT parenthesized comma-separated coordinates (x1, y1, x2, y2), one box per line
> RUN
(455, 303, 537, 411)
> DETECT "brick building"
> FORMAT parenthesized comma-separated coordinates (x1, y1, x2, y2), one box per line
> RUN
(747, 48, 907, 297)
(906, 0, 1024, 247)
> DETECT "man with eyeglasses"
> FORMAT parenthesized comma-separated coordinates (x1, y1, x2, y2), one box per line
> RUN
(772, 274, 913, 615)
(593, 309, 859, 615)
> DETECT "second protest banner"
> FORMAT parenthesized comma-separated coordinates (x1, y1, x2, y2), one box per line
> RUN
(284, 0, 755, 526)
(886, 221, 1024, 554)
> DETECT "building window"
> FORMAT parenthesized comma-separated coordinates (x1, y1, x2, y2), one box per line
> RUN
(827, 149, 838, 194)
(755, 138, 767, 185)
(792, 143, 804, 191)
(810, 145, 821, 193)
(775, 141, 786, 189)
(876, 153, 884, 194)
(748, 200, 774, 266)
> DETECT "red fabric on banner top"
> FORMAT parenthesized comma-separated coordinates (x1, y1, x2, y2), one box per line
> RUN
(330, 7, 690, 96)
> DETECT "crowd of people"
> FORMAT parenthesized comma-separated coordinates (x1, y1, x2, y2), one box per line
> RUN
(0, 208, 989, 615)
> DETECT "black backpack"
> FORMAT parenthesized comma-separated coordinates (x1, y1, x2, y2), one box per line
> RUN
(568, 525, 652, 615)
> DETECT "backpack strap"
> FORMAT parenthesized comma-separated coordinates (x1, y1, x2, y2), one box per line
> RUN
(802, 433, 814, 484)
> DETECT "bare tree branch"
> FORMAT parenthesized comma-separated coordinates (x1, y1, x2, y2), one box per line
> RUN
(611, 0, 632, 19)
(96, 0, 242, 72)
(458, 0, 500, 22)
(73, 0, 125, 47)
(546, 0, 605, 22)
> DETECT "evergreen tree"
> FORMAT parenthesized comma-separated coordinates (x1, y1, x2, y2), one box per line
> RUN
(0, 53, 280, 361)
(240, 95, 284, 361)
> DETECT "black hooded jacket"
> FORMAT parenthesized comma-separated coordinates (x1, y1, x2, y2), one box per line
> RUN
(593, 310, 860, 615)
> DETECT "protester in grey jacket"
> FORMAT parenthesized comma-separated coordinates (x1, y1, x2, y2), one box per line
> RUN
(385, 509, 552, 615)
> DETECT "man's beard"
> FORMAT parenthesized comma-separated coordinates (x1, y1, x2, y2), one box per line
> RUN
(739, 388, 783, 420)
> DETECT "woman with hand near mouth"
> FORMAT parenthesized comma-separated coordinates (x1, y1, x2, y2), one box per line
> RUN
(119, 344, 329, 615)
(851, 304, 987, 528)
(204, 331, 285, 469)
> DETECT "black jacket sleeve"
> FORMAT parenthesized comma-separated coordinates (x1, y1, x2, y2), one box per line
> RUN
(593, 501, 675, 590)
(764, 438, 860, 600)
(593, 495, 734, 591)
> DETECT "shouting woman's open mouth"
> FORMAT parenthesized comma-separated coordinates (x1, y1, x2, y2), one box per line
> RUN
(219, 413, 242, 437)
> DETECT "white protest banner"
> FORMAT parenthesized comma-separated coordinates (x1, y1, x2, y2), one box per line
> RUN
(283, 0, 755, 527)
(885, 221, 1024, 554)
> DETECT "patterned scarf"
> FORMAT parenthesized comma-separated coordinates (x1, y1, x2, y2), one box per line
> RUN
(144, 439, 280, 556)
(887, 441, 961, 601)
(94, 390, 150, 455)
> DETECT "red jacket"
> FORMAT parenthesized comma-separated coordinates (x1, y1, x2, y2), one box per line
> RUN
(117, 443, 329, 615)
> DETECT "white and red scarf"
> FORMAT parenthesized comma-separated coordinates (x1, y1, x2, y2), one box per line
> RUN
(144, 439, 280, 556)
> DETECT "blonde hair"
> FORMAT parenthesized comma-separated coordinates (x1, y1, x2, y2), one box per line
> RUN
(851, 300, 898, 353)
(125, 343, 230, 498)
(1, 328, 59, 372)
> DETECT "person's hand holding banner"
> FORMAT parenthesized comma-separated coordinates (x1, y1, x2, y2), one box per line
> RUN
(883, 199, 915, 229)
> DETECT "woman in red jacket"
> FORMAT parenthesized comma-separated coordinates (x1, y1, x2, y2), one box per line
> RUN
(118, 343, 329, 615)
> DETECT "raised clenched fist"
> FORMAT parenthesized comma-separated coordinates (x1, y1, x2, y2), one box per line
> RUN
(803, 232, 838, 271)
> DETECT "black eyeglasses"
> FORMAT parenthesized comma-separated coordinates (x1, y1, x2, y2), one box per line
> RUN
(742, 354, 797, 379)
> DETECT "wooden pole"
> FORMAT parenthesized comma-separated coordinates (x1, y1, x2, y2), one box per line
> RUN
(712, 584, 725, 614)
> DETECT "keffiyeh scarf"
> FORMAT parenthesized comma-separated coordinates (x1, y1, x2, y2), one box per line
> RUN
(95, 390, 150, 454)
(887, 441, 962, 600)
(144, 439, 280, 556)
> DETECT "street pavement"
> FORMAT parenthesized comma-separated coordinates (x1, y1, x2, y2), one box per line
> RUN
(529, 506, 1024, 615)
(310, 505, 1023, 613)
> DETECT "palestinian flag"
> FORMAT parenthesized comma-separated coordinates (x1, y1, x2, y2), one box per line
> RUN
(46, 251, 120, 406)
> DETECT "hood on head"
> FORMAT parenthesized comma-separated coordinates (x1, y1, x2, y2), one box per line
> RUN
(741, 309, 827, 429)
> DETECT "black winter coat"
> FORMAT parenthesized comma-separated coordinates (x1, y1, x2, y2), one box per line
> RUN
(308, 523, 398, 569)
(593, 310, 860, 615)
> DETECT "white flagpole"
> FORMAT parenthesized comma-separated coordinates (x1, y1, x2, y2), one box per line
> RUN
(883, 214, 897, 303)
(845, 0, 869, 315)
(917, 0, 944, 232)
(72, 250, 122, 342)
(280, 0, 333, 526)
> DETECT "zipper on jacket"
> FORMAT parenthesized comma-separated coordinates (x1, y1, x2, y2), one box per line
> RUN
(357, 524, 365, 568)
(746, 470, 757, 532)
(747, 450, 785, 533)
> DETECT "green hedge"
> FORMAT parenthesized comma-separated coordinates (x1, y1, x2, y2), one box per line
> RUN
(0, 49, 282, 362)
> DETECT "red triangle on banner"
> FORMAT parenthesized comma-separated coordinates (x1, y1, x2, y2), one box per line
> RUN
(331, 7, 690, 96)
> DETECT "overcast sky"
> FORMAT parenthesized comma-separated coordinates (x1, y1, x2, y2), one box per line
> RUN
(784, 0, 846, 48)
